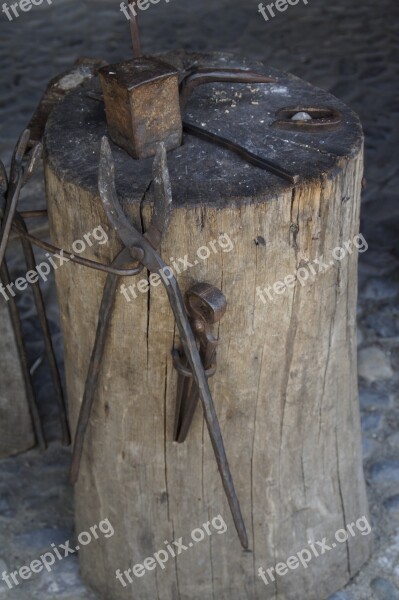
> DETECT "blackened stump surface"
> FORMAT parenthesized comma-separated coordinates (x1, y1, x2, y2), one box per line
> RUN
(44, 51, 363, 209)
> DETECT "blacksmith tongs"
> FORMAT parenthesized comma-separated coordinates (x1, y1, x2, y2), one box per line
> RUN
(95, 137, 248, 549)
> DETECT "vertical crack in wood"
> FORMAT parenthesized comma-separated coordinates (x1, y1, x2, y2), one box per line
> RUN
(335, 429, 351, 578)
(208, 507, 216, 600)
(290, 188, 299, 252)
(139, 179, 153, 371)
(171, 518, 182, 600)
(250, 342, 264, 586)
(163, 360, 170, 523)
(334, 163, 351, 578)
(317, 176, 336, 442)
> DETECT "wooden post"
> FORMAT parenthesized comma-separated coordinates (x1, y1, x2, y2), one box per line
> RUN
(43, 51, 371, 600)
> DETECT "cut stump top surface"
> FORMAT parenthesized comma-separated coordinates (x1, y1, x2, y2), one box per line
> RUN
(44, 51, 363, 208)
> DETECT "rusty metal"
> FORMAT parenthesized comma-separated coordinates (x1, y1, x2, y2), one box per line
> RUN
(183, 121, 299, 184)
(179, 67, 276, 110)
(0, 130, 31, 269)
(69, 247, 140, 484)
(173, 283, 226, 443)
(10, 220, 145, 277)
(92, 136, 248, 549)
(272, 106, 343, 132)
(19, 210, 47, 219)
(0, 132, 70, 447)
(0, 134, 42, 271)
(14, 213, 71, 446)
(99, 57, 182, 159)
(70, 141, 171, 485)
(128, 1, 141, 58)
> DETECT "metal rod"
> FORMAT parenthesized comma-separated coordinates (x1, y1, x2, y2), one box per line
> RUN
(128, 1, 141, 57)
(164, 274, 249, 549)
(183, 121, 299, 184)
(19, 210, 47, 219)
(179, 68, 276, 110)
(69, 248, 132, 484)
(0, 176, 23, 268)
(15, 213, 71, 446)
(11, 220, 143, 277)
(0, 130, 31, 268)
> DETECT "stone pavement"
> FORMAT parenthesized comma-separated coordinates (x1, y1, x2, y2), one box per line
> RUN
(0, 0, 398, 598)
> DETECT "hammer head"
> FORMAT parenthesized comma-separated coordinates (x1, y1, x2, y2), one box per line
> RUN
(99, 57, 182, 160)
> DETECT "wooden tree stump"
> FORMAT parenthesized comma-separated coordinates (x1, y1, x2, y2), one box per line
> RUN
(43, 51, 371, 600)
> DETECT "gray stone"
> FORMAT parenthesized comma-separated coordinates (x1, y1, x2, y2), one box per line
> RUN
(36, 558, 87, 598)
(362, 277, 399, 300)
(391, 347, 399, 373)
(359, 389, 391, 409)
(0, 559, 9, 594)
(361, 412, 383, 431)
(383, 494, 399, 515)
(358, 251, 398, 277)
(364, 307, 399, 338)
(326, 593, 350, 600)
(0, 460, 22, 476)
(24, 491, 63, 511)
(369, 460, 399, 484)
(14, 527, 72, 551)
(362, 436, 377, 459)
(0, 509, 16, 521)
(0, 497, 10, 514)
(370, 577, 399, 600)
(388, 432, 399, 449)
(358, 347, 393, 381)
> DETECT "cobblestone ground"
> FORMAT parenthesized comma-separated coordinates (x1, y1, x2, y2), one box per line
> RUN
(0, 0, 398, 598)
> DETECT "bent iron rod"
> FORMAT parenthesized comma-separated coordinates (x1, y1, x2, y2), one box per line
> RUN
(68, 267, 119, 483)
(15, 213, 70, 445)
(179, 68, 276, 110)
(10, 220, 144, 277)
(183, 121, 299, 184)
(69, 248, 140, 483)
(0, 133, 68, 447)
